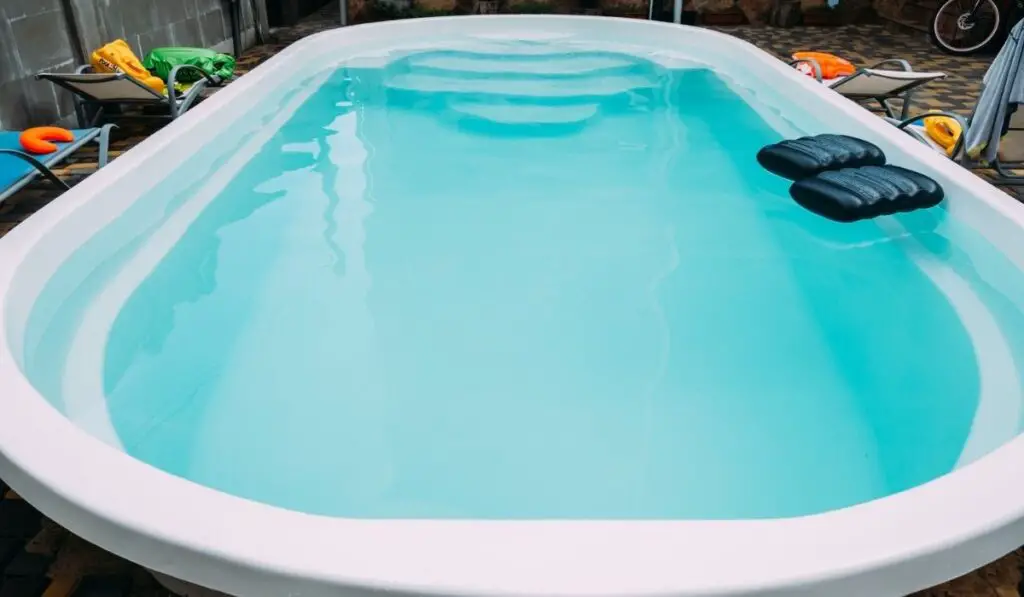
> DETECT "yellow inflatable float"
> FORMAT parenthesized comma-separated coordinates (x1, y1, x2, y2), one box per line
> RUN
(923, 112, 963, 156)
(91, 39, 166, 94)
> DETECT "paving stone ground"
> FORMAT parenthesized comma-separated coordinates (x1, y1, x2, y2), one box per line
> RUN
(1, 5, 1022, 596)
(719, 23, 992, 115)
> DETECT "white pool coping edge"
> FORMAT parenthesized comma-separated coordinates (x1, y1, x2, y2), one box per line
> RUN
(1, 16, 1024, 597)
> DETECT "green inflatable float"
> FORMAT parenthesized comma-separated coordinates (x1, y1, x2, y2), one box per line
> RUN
(143, 47, 236, 83)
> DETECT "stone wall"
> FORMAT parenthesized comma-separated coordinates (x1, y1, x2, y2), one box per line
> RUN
(68, 0, 256, 60)
(688, 0, 872, 23)
(489, 0, 872, 23)
(0, 0, 264, 130)
(871, 0, 902, 21)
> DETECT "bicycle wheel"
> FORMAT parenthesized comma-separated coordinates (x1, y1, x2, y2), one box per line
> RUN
(930, 0, 1002, 55)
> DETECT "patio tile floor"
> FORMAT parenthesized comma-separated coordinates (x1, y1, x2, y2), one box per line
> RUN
(1, 6, 1022, 596)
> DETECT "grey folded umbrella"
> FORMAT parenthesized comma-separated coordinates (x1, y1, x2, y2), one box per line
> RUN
(965, 20, 1024, 162)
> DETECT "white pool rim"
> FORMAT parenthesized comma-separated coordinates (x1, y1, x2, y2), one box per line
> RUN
(2, 16, 1024, 597)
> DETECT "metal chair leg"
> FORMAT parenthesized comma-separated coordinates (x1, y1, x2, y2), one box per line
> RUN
(992, 160, 1024, 186)
(96, 124, 115, 168)
(0, 150, 71, 190)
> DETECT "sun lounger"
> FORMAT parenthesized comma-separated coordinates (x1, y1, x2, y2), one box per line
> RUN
(37, 64, 217, 128)
(0, 125, 115, 203)
(792, 58, 946, 120)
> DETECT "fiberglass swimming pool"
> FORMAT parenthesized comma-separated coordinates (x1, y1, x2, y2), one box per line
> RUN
(2, 15, 1024, 597)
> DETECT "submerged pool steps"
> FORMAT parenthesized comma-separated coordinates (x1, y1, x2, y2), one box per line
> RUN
(447, 101, 601, 126)
(404, 52, 642, 79)
(354, 48, 670, 133)
(384, 72, 658, 99)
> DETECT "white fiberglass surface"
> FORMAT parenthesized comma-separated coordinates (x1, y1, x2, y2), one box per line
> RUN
(11, 31, 1024, 522)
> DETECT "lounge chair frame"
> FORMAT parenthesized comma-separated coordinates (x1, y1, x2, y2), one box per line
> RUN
(890, 110, 969, 158)
(974, 107, 1024, 185)
(37, 65, 217, 128)
(0, 124, 115, 204)
(790, 58, 944, 120)
(891, 109, 1024, 186)
(789, 57, 1024, 186)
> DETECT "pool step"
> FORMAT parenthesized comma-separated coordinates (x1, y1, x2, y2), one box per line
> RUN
(372, 49, 665, 133)
(403, 52, 642, 79)
(447, 101, 602, 130)
(385, 71, 658, 100)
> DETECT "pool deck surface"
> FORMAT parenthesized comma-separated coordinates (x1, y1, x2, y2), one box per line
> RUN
(1, 5, 1023, 597)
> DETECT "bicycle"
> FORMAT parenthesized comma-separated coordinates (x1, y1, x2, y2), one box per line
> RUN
(930, 0, 1022, 54)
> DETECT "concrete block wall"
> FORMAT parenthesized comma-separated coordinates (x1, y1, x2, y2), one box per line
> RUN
(0, 0, 79, 130)
(70, 0, 259, 61)
(0, 0, 263, 130)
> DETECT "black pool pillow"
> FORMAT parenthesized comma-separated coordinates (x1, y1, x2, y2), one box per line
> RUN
(757, 134, 887, 181)
(789, 165, 944, 223)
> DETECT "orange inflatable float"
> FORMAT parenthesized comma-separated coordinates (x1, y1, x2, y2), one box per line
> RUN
(791, 52, 856, 80)
(19, 127, 75, 155)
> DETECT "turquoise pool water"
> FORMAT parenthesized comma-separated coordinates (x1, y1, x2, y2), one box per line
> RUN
(18, 44, 1024, 519)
